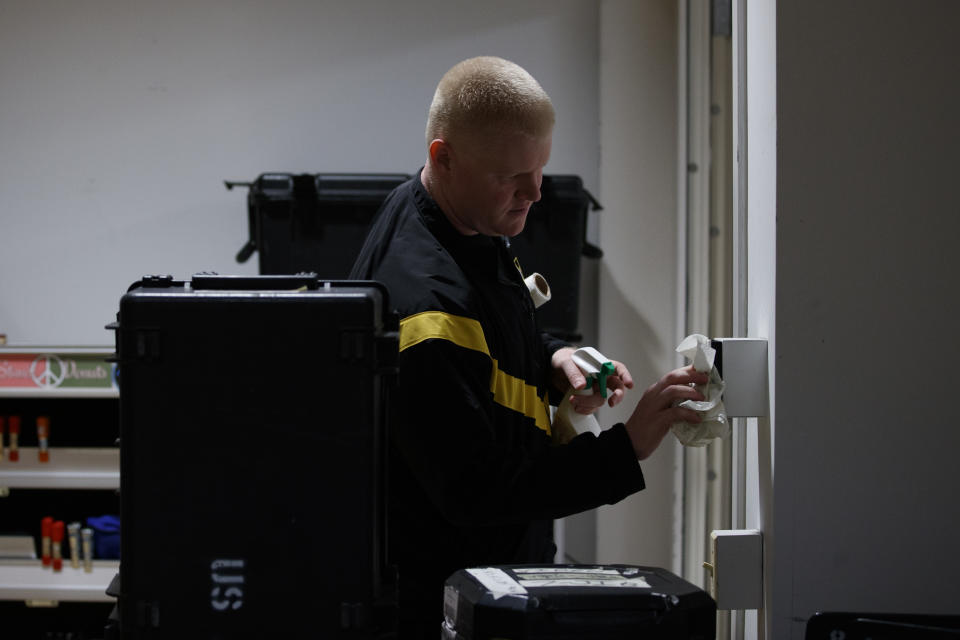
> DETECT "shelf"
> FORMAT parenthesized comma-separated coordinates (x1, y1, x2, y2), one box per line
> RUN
(0, 448, 119, 490)
(0, 347, 112, 355)
(0, 559, 119, 602)
(0, 387, 118, 399)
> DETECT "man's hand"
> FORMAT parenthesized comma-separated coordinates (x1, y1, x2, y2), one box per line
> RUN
(625, 365, 708, 460)
(551, 346, 634, 414)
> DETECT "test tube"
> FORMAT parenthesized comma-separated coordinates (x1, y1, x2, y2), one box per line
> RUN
(37, 416, 50, 463)
(68, 522, 81, 569)
(41, 516, 53, 568)
(52, 520, 64, 572)
(8, 416, 20, 462)
(81, 528, 94, 572)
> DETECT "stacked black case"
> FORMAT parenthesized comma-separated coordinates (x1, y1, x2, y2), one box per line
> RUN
(232, 173, 410, 278)
(230, 172, 601, 341)
(442, 564, 716, 640)
(111, 274, 398, 638)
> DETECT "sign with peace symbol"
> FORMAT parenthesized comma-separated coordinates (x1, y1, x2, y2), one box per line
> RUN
(30, 354, 67, 389)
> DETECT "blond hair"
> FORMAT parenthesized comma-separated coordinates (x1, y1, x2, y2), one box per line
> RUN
(425, 56, 555, 145)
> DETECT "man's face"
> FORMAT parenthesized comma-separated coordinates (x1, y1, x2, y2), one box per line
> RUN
(442, 128, 552, 238)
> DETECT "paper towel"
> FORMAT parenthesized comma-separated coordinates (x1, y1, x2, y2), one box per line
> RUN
(672, 333, 730, 446)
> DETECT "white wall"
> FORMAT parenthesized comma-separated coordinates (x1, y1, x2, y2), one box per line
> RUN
(0, 0, 600, 346)
(595, 0, 680, 569)
(754, 1, 960, 637)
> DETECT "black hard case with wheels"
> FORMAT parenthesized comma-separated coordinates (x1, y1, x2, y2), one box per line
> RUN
(442, 564, 716, 640)
(111, 273, 398, 638)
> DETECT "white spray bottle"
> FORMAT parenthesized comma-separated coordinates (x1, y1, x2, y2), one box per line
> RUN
(553, 346, 615, 441)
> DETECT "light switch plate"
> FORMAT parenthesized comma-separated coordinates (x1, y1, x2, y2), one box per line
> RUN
(711, 338, 768, 417)
(707, 529, 762, 610)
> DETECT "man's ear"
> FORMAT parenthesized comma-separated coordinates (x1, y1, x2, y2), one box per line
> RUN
(428, 138, 452, 173)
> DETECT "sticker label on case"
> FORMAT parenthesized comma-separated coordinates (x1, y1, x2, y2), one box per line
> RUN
(467, 567, 528, 600)
(511, 567, 652, 589)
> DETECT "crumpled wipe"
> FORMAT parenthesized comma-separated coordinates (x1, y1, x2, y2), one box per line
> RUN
(672, 334, 729, 446)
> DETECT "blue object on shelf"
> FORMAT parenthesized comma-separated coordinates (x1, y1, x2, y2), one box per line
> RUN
(86, 514, 120, 559)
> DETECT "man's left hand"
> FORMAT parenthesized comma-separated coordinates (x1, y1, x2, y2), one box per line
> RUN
(551, 347, 634, 414)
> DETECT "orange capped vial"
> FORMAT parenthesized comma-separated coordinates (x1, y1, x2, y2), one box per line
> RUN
(52, 520, 65, 572)
(41, 516, 54, 567)
(37, 416, 50, 463)
(8, 416, 20, 462)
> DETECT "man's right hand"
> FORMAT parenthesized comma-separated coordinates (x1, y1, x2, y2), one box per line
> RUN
(625, 365, 708, 460)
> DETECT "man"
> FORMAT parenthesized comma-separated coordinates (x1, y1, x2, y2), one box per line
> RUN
(350, 56, 706, 637)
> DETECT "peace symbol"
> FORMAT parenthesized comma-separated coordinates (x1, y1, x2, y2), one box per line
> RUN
(30, 354, 67, 389)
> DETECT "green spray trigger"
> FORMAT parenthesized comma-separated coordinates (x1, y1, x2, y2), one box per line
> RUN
(596, 360, 615, 399)
(571, 347, 615, 399)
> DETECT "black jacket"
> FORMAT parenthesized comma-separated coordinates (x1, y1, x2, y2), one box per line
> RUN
(350, 173, 645, 628)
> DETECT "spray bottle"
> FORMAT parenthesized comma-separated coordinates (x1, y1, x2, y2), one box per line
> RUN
(521, 273, 614, 441)
(553, 346, 616, 441)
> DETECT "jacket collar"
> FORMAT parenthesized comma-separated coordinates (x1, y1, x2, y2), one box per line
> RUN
(412, 171, 518, 286)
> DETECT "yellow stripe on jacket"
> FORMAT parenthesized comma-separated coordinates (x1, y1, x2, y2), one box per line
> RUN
(399, 310, 551, 435)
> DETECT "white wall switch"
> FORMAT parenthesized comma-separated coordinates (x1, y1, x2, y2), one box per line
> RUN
(704, 529, 763, 610)
(710, 338, 768, 417)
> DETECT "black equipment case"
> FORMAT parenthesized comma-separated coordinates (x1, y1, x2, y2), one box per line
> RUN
(229, 173, 410, 278)
(228, 172, 602, 342)
(110, 274, 398, 638)
(442, 564, 716, 640)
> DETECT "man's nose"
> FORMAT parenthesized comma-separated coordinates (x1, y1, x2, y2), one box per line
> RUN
(517, 173, 542, 203)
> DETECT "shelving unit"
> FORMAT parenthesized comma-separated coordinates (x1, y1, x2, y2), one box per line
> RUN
(0, 346, 119, 630)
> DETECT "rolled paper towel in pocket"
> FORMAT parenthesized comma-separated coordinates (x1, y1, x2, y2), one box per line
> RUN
(524, 272, 551, 309)
(672, 334, 729, 446)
